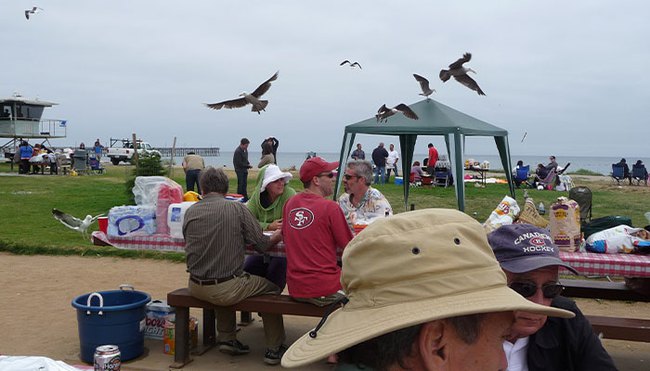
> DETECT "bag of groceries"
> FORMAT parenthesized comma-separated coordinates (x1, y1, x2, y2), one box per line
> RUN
(549, 197, 581, 252)
(515, 197, 548, 228)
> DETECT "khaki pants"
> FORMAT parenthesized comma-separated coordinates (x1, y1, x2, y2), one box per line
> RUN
(189, 273, 285, 348)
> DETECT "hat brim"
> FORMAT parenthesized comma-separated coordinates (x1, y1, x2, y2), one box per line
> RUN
(500, 256, 579, 275)
(282, 285, 573, 367)
(261, 173, 292, 192)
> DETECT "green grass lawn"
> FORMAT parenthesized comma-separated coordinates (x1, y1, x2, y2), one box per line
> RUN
(0, 162, 647, 260)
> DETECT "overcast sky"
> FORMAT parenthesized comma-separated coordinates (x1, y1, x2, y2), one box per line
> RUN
(1, 1, 648, 157)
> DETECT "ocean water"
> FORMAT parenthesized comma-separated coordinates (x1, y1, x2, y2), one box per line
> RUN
(190, 152, 650, 176)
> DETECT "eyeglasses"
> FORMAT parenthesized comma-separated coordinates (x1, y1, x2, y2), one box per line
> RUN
(318, 172, 335, 178)
(343, 174, 360, 180)
(509, 281, 564, 299)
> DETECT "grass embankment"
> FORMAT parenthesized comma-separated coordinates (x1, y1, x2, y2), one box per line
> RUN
(0, 163, 647, 260)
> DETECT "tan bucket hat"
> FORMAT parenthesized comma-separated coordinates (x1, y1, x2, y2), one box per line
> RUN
(282, 208, 574, 368)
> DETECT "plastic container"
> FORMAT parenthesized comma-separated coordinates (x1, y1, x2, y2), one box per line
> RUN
(71, 285, 151, 363)
(394, 176, 403, 185)
(167, 202, 196, 238)
(97, 217, 108, 234)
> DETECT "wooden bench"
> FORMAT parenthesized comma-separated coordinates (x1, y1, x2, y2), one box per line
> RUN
(586, 315, 650, 342)
(561, 279, 650, 302)
(167, 284, 650, 368)
(166, 287, 332, 368)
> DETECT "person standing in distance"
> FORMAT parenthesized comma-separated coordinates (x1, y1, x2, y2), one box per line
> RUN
(385, 143, 400, 182)
(182, 151, 205, 193)
(351, 143, 365, 160)
(371, 142, 389, 185)
(233, 138, 252, 201)
(427, 143, 439, 175)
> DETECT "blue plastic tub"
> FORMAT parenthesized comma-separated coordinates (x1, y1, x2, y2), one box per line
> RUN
(394, 176, 404, 185)
(71, 287, 151, 363)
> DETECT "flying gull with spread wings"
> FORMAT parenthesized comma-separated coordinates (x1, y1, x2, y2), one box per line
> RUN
(413, 74, 436, 98)
(25, 6, 43, 20)
(340, 60, 362, 69)
(205, 71, 279, 114)
(376, 104, 419, 123)
(439, 53, 486, 96)
(52, 208, 104, 240)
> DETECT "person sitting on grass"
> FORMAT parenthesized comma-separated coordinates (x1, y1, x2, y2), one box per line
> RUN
(411, 160, 425, 183)
(488, 224, 616, 371)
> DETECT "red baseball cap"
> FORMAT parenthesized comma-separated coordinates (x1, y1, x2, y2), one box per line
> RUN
(299, 157, 339, 182)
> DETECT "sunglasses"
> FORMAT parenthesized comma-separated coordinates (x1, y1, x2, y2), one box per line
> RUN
(509, 281, 564, 299)
(318, 172, 335, 178)
(343, 174, 360, 180)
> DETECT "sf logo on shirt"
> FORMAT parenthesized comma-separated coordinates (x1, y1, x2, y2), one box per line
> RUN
(288, 208, 314, 229)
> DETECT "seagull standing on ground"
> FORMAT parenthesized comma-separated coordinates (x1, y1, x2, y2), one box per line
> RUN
(413, 74, 436, 98)
(52, 208, 104, 240)
(340, 60, 362, 69)
(375, 104, 419, 123)
(25, 7, 43, 20)
(205, 71, 279, 114)
(439, 53, 486, 96)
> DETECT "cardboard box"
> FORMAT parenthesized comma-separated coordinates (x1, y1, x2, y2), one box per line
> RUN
(145, 300, 175, 340)
(163, 316, 198, 355)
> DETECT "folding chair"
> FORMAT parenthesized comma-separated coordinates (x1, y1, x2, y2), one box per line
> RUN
(569, 186, 592, 224)
(72, 150, 88, 175)
(514, 165, 530, 188)
(434, 169, 451, 187)
(88, 155, 105, 175)
(538, 169, 557, 190)
(610, 164, 625, 185)
(632, 164, 648, 186)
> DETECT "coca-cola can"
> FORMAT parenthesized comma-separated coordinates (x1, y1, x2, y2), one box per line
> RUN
(94, 345, 121, 371)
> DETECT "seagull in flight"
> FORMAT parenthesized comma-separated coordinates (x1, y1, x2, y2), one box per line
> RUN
(52, 208, 104, 240)
(25, 7, 43, 20)
(413, 74, 436, 98)
(205, 71, 279, 114)
(439, 53, 486, 96)
(375, 104, 419, 123)
(340, 60, 362, 69)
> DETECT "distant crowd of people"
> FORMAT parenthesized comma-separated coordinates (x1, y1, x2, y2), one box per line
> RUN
(12, 138, 105, 175)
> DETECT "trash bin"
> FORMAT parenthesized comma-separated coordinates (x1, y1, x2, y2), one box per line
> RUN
(71, 285, 151, 363)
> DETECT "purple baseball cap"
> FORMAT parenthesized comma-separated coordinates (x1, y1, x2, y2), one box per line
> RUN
(488, 224, 579, 275)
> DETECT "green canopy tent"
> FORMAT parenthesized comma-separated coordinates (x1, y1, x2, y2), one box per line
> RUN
(335, 99, 515, 211)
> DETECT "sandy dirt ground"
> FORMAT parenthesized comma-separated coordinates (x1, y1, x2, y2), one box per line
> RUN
(1, 253, 649, 371)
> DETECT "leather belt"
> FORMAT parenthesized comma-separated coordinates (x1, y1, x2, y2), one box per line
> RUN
(190, 275, 236, 286)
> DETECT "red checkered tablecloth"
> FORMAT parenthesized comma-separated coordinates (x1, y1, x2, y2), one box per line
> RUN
(92, 231, 185, 252)
(92, 231, 295, 256)
(559, 251, 650, 278)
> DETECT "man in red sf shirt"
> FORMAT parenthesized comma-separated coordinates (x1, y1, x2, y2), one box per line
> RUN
(282, 157, 354, 306)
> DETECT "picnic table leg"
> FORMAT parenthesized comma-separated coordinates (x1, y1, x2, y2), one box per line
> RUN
(193, 308, 216, 355)
(169, 306, 192, 368)
(239, 311, 254, 326)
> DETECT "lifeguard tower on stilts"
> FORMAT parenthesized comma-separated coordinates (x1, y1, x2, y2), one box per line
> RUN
(0, 93, 67, 165)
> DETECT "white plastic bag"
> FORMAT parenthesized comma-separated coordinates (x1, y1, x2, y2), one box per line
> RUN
(483, 196, 520, 233)
(0, 356, 85, 371)
(133, 176, 182, 207)
(585, 225, 650, 254)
